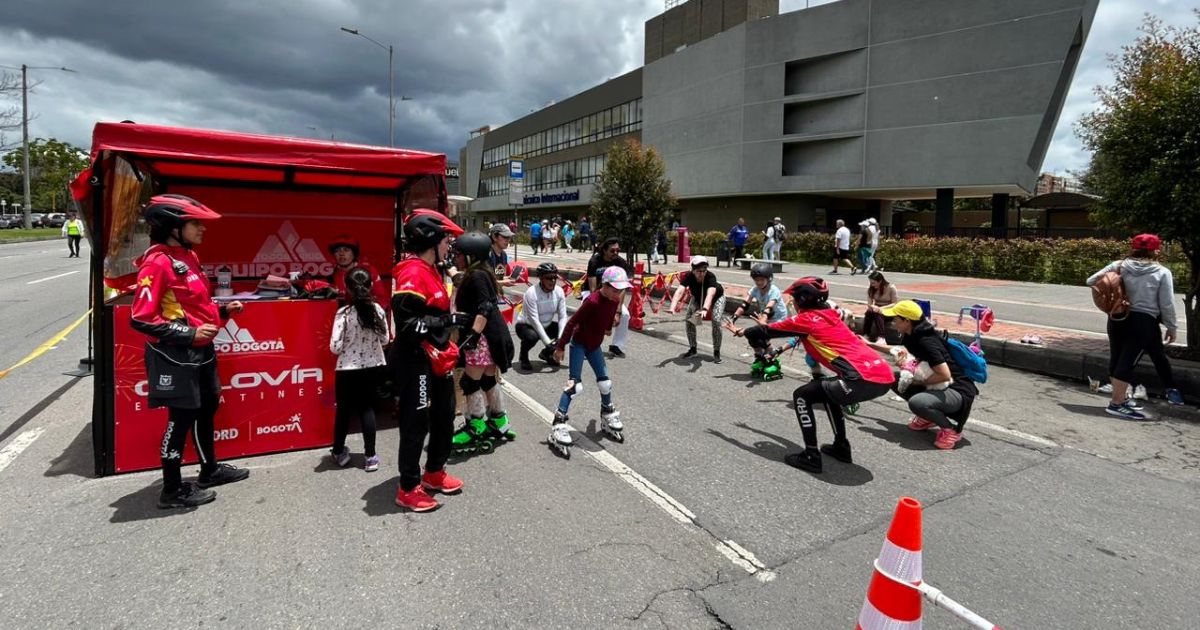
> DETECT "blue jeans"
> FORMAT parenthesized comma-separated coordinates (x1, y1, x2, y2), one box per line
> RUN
(556, 343, 611, 413)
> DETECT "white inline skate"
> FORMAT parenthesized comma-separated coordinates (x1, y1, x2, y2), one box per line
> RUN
(549, 411, 573, 459)
(599, 404, 624, 443)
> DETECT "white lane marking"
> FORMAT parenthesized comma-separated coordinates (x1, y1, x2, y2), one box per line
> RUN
(502, 381, 777, 582)
(0, 428, 46, 474)
(27, 270, 80, 284)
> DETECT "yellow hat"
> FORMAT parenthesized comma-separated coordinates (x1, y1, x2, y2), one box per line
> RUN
(881, 300, 925, 321)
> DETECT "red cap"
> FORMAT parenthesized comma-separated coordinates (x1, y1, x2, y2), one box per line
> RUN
(1131, 234, 1161, 251)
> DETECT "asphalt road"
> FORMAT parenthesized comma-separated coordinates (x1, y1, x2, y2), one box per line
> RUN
(2, 241, 1198, 628)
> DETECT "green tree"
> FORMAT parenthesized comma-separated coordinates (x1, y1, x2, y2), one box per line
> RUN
(1077, 12, 1200, 349)
(590, 139, 676, 261)
(2, 137, 90, 212)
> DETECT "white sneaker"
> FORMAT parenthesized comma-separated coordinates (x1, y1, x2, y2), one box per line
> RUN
(1097, 383, 1113, 395)
(1132, 384, 1148, 400)
(550, 423, 573, 445)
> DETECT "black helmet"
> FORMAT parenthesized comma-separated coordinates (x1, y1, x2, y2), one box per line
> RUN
(749, 263, 773, 280)
(452, 232, 492, 265)
(785, 276, 829, 309)
(403, 208, 463, 252)
(536, 262, 559, 278)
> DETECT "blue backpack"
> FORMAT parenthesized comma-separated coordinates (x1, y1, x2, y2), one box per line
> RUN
(941, 332, 988, 384)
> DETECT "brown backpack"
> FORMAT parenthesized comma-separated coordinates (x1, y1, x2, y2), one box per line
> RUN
(1091, 264, 1130, 319)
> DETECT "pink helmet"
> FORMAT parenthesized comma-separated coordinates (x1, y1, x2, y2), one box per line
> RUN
(601, 266, 632, 289)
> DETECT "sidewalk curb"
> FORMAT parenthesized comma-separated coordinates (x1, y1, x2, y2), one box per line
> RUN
(0, 236, 62, 246)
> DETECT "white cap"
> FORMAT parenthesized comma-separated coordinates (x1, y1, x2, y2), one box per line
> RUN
(690, 255, 710, 268)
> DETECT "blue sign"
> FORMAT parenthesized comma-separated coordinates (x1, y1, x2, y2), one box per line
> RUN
(509, 160, 524, 179)
(523, 189, 581, 205)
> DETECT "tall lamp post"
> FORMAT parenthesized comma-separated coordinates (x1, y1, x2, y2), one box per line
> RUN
(1, 64, 76, 229)
(340, 26, 394, 147)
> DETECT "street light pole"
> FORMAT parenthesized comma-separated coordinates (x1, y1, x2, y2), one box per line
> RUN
(341, 27, 395, 147)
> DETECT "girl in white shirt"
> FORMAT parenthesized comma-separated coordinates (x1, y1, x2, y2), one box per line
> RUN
(329, 267, 390, 471)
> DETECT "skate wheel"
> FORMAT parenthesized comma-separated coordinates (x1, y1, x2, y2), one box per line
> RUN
(478, 440, 494, 453)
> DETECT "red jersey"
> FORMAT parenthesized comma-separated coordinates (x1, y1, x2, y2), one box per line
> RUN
(557, 291, 620, 352)
(130, 244, 223, 347)
(330, 261, 389, 307)
(391, 258, 450, 313)
(767, 309, 894, 384)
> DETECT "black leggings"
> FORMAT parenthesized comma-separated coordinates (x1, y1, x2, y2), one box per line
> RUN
(68, 235, 82, 256)
(792, 378, 891, 450)
(395, 360, 456, 491)
(516, 321, 559, 361)
(161, 390, 219, 493)
(1108, 312, 1175, 388)
(333, 367, 382, 457)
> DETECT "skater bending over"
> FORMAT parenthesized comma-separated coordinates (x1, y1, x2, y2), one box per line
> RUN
(733, 277, 894, 473)
(450, 232, 517, 456)
(726, 262, 787, 379)
(549, 267, 633, 456)
(670, 256, 726, 362)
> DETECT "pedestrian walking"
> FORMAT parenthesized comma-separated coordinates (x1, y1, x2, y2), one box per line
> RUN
(732, 277, 895, 474)
(389, 209, 470, 512)
(562, 221, 576, 253)
(866, 218, 881, 271)
(770, 217, 785, 260)
(855, 222, 872, 272)
(329, 267, 389, 472)
(62, 211, 85, 258)
(1086, 233, 1185, 417)
(762, 220, 777, 261)
(578, 216, 594, 251)
(529, 220, 543, 255)
(548, 266, 633, 457)
(670, 256, 726, 363)
(542, 221, 557, 254)
(830, 219, 858, 274)
(516, 262, 567, 370)
(130, 194, 250, 508)
(585, 237, 633, 357)
(728, 217, 749, 261)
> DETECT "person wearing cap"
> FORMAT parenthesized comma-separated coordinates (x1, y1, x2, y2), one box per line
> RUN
(769, 217, 785, 260)
(865, 217, 881, 272)
(670, 256, 726, 362)
(328, 235, 389, 308)
(561, 221, 576, 253)
(879, 300, 979, 450)
(586, 237, 633, 358)
(1087, 234, 1184, 415)
(487, 222, 519, 287)
(762, 219, 778, 261)
(548, 265, 633, 453)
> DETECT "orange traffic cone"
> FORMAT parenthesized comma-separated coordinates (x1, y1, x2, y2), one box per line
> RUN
(856, 497, 924, 629)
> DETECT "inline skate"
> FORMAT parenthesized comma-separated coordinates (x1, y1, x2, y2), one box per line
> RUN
(450, 417, 493, 455)
(599, 404, 624, 442)
(548, 411, 573, 459)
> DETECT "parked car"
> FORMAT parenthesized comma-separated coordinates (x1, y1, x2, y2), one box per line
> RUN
(29, 213, 46, 227)
(2, 214, 23, 228)
(0, 216, 14, 229)
(43, 213, 66, 228)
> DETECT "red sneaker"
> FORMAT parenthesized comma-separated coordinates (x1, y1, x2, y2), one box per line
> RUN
(908, 416, 937, 431)
(421, 469, 464, 495)
(394, 485, 440, 512)
(934, 428, 962, 450)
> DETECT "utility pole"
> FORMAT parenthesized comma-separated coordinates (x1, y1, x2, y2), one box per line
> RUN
(21, 64, 31, 229)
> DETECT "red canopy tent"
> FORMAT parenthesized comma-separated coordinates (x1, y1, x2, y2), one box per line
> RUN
(77, 122, 447, 475)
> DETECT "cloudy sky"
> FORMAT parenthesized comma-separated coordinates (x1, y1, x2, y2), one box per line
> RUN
(0, 0, 1194, 176)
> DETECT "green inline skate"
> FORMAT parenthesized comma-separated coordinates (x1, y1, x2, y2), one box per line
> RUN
(450, 416, 494, 455)
(761, 359, 783, 381)
(485, 412, 517, 444)
(750, 357, 766, 378)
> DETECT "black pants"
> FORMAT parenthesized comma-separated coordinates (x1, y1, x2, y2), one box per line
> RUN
(862, 310, 887, 342)
(530, 238, 541, 254)
(67, 235, 82, 257)
(395, 360, 455, 491)
(1108, 312, 1175, 388)
(732, 244, 744, 260)
(516, 321, 559, 361)
(333, 367, 382, 457)
(792, 379, 891, 450)
(161, 389, 219, 494)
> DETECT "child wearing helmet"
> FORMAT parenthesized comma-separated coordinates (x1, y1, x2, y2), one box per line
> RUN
(388, 209, 471, 512)
(449, 231, 517, 456)
(130, 194, 250, 509)
(329, 266, 390, 472)
(727, 263, 787, 379)
(732, 276, 895, 474)
(327, 235, 389, 308)
(548, 266, 633, 456)
(669, 255, 726, 362)
(515, 262, 567, 370)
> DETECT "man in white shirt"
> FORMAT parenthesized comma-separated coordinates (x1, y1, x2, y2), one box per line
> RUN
(515, 262, 568, 370)
(830, 219, 858, 274)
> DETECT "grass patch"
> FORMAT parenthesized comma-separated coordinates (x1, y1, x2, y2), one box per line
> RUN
(0, 228, 60, 241)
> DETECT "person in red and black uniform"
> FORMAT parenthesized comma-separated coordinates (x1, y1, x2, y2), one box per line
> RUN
(131, 194, 250, 509)
(327, 235, 389, 307)
(388, 209, 471, 512)
(734, 277, 895, 474)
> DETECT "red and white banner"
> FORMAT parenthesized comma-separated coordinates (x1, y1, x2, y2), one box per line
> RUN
(111, 300, 339, 473)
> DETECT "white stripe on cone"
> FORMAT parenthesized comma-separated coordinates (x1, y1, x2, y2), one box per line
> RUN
(878, 537, 922, 584)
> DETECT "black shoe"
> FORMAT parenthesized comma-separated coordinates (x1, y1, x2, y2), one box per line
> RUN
(819, 441, 853, 464)
(539, 348, 560, 366)
(713, 351, 722, 363)
(682, 347, 698, 358)
(784, 449, 823, 473)
(197, 463, 250, 488)
(158, 482, 216, 509)
(609, 345, 625, 358)
(519, 359, 533, 371)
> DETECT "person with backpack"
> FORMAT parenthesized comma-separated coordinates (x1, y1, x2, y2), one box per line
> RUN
(1086, 234, 1184, 417)
(329, 267, 389, 472)
(762, 220, 777, 261)
(880, 300, 983, 450)
(770, 217, 785, 260)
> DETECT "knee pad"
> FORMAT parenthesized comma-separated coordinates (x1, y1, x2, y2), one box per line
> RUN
(460, 375, 481, 396)
(563, 379, 583, 401)
(597, 379, 613, 396)
(479, 374, 497, 391)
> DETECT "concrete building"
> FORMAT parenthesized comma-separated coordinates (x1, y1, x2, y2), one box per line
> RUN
(460, 0, 1098, 237)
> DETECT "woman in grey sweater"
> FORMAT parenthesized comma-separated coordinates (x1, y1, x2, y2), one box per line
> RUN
(1086, 233, 1184, 417)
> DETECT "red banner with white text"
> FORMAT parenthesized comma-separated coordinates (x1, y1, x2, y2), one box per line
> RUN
(111, 300, 339, 473)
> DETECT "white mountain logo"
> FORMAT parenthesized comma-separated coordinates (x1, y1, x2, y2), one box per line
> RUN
(254, 221, 327, 265)
(213, 320, 285, 354)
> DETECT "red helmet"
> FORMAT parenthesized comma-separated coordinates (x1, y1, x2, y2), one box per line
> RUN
(142, 194, 220, 231)
(403, 208, 464, 252)
(785, 276, 829, 309)
(1131, 233, 1161, 251)
(328, 234, 360, 257)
